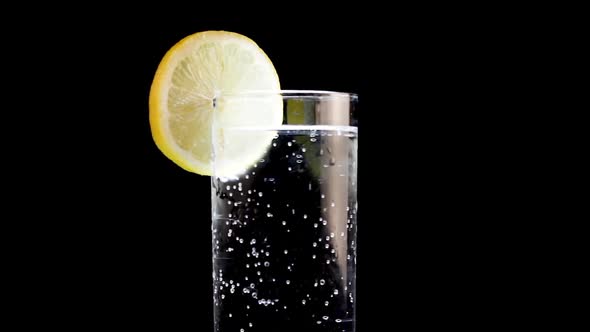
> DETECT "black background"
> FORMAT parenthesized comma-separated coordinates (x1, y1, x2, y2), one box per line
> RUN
(14, 6, 515, 330)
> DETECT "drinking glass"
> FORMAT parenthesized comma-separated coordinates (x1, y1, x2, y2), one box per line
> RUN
(211, 91, 358, 332)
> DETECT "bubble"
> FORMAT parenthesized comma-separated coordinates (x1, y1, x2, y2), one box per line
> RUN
(264, 261, 270, 267)
(320, 279, 325, 285)
(335, 319, 342, 323)
(323, 316, 329, 320)
(310, 138, 317, 142)
(250, 283, 255, 288)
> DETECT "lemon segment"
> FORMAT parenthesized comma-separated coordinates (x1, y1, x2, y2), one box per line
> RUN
(149, 31, 282, 176)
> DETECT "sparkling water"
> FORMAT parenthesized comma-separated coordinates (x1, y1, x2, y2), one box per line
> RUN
(212, 126, 358, 332)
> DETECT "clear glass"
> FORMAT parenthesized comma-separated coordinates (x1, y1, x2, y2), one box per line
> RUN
(211, 91, 358, 332)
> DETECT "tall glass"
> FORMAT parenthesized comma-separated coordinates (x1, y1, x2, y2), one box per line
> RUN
(211, 91, 358, 332)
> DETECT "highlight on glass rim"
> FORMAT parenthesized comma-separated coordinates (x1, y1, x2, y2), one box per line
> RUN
(149, 30, 359, 332)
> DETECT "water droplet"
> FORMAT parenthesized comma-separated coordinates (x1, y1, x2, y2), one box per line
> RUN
(325, 244, 329, 249)
(313, 242, 317, 247)
(226, 185, 230, 190)
(320, 279, 325, 285)
(331, 201, 335, 207)
(250, 239, 256, 245)
(259, 278, 263, 282)
(314, 282, 318, 287)
(287, 142, 292, 146)
(312, 254, 316, 259)
(282, 221, 287, 226)
(221, 295, 225, 299)
(258, 192, 263, 197)
(313, 223, 318, 228)
(273, 142, 277, 146)
(229, 313, 233, 317)
(264, 261, 270, 267)
(286, 280, 290, 285)
(322, 220, 327, 225)
(326, 259, 331, 264)
(302, 147, 306, 152)
(334, 289, 339, 295)
(249, 322, 253, 327)
(321, 194, 325, 199)
(248, 190, 252, 194)
(330, 232, 335, 238)
(324, 301, 329, 306)
(240, 329, 244, 332)
(340, 232, 345, 237)
(266, 212, 273, 217)
(310, 138, 317, 142)
(326, 236, 330, 241)
(284, 250, 288, 254)
(302, 299, 306, 305)
(239, 239, 244, 243)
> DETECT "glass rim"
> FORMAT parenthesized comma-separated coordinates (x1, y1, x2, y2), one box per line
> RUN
(218, 89, 358, 100)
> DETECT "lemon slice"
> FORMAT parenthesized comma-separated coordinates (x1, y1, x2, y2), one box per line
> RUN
(149, 31, 282, 176)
